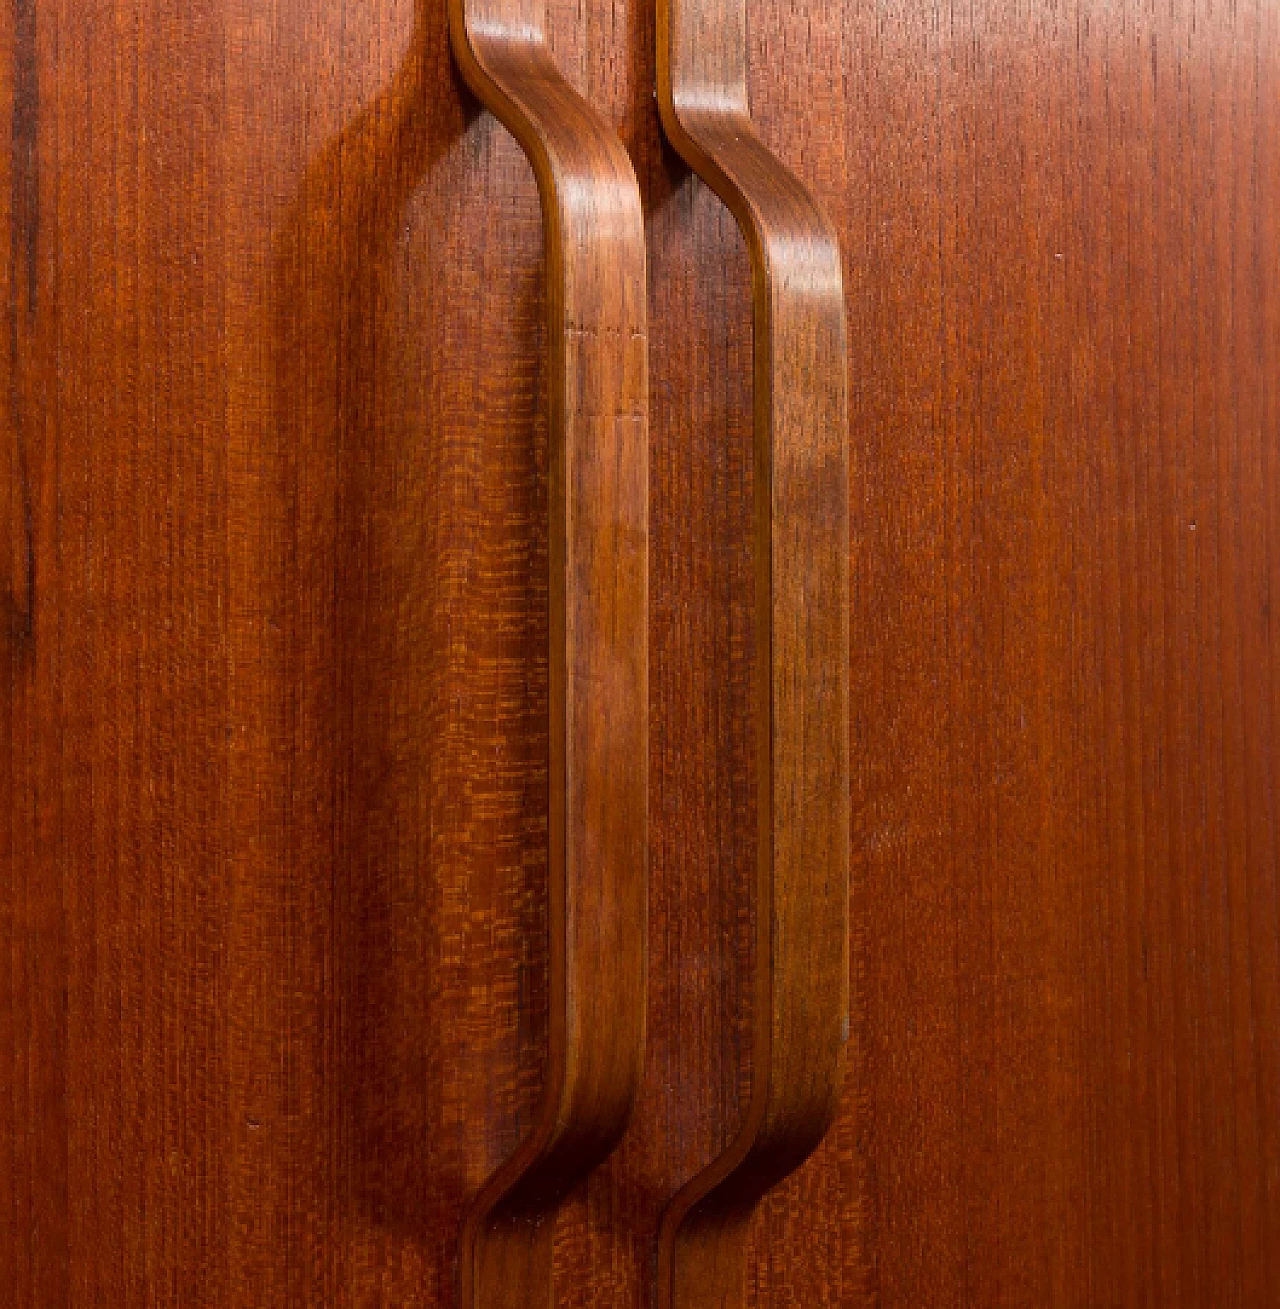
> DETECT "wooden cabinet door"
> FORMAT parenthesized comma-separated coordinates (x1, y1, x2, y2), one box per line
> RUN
(3, 0, 1278, 1305)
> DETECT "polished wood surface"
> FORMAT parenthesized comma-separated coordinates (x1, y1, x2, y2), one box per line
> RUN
(4, 0, 1280, 1305)
(445, 0, 649, 1302)
(653, 0, 849, 1300)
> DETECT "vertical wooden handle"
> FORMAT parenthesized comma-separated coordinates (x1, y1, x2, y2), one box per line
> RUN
(654, 0, 850, 1303)
(447, 7, 650, 1308)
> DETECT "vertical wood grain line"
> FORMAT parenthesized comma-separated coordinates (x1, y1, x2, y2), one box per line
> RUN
(4, 0, 37, 646)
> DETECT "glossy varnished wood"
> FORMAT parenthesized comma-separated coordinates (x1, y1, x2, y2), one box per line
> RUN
(445, 0, 649, 1303)
(4, 0, 1280, 1305)
(651, 0, 850, 1302)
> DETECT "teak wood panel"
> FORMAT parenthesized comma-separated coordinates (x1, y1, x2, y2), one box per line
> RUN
(3, 0, 1280, 1306)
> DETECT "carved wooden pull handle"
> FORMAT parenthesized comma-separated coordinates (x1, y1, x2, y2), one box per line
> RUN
(654, 0, 850, 1302)
(447, 6, 649, 1307)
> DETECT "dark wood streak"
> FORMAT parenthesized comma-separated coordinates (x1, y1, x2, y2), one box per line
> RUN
(446, 1, 651, 1306)
(653, 0, 851, 1302)
(10, 0, 35, 309)
(4, 0, 37, 646)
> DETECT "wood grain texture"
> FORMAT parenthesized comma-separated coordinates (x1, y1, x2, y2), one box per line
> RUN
(649, 0, 851, 1301)
(445, 0, 650, 1303)
(4, 0, 1280, 1306)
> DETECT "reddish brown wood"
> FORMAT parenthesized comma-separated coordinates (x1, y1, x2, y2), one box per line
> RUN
(445, 0, 649, 1304)
(4, 0, 1280, 1306)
